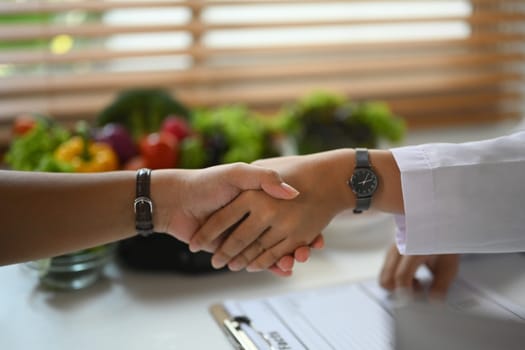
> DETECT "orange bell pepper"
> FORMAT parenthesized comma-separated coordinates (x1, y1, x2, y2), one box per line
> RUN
(54, 136, 119, 172)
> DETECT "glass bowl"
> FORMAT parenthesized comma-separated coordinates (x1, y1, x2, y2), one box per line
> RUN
(25, 244, 115, 291)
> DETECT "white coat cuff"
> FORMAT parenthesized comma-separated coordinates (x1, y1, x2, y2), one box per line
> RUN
(390, 146, 436, 254)
(394, 214, 407, 254)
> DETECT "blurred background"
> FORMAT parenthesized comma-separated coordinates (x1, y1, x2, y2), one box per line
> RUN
(1, 0, 524, 146)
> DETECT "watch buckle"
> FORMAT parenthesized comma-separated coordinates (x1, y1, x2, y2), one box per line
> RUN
(134, 196, 153, 214)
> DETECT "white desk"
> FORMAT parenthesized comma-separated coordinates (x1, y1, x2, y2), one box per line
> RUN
(2, 215, 525, 350)
(0, 214, 396, 350)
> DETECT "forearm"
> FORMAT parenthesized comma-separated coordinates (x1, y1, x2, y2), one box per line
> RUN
(1, 163, 299, 266)
(0, 170, 138, 265)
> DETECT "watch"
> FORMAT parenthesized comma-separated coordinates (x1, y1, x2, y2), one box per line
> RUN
(135, 168, 154, 236)
(348, 148, 378, 214)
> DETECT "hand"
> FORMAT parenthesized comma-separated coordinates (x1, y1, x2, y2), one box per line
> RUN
(155, 162, 311, 277)
(379, 243, 460, 299)
(152, 163, 299, 243)
(189, 152, 351, 272)
(189, 189, 330, 272)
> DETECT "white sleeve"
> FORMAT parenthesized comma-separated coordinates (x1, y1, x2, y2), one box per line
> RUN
(390, 131, 525, 255)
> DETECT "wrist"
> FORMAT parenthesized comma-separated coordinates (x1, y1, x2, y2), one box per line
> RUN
(331, 149, 358, 213)
(309, 148, 357, 215)
(150, 169, 183, 234)
(318, 149, 402, 215)
(368, 150, 403, 214)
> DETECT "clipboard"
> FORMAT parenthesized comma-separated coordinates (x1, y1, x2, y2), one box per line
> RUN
(209, 254, 525, 350)
(210, 280, 398, 350)
(210, 304, 268, 350)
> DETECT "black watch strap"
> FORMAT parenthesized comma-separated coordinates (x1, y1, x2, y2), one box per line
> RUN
(353, 197, 371, 214)
(135, 168, 154, 236)
(355, 148, 370, 168)
(353, 148, 373, 214)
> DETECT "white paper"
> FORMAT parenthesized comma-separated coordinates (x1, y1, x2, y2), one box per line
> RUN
(222, 254, 525, 350)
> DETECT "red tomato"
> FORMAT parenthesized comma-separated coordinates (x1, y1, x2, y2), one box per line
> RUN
(161, 116, 191, 141)
(139, 132, 178, 169)
(12, 115, 37, 136)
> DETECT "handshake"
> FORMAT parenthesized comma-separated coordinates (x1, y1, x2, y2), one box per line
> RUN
(0, 149, 458, 297)
(155, 156, 330, 278)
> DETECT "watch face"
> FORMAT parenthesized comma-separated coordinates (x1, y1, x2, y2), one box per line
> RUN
(350, 168, 378, 196)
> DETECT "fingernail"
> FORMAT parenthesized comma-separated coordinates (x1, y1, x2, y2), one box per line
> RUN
(228, 260, 243, 272)
(211, 255, 227, 269)
(246, 265, 262, 272)
(280, 182, 299, 197)
(188, 242, 200, 253)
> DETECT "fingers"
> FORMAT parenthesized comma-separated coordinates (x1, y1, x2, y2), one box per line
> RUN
(294, 246, 311, 263)
(379, 244, 459, 299)
(211, 190, 295, 270)
(256, 255, 295, 277)
(211, 220, 271, 269)
(276, 255, 295, 272)
(293, 234, 325, 263)
(227, 163, 299, 200)
(189, 195, 250, 253)
(428, 254, 460, 299)
(246, 239, 290, 272)
(394, 254, 426, 290)
(268, 264, 293, 277)
(226, 231, 272, 271)
(379, 244, 403, 291)
(379, 243, 425, 292)
(293, 234, 323, 263)
(310, 234, 325, 249)
(228, 232, 322, 273)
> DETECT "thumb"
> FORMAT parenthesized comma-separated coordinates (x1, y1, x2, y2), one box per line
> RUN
(228, 163, 299, 199)
(263, 181, 300, 200)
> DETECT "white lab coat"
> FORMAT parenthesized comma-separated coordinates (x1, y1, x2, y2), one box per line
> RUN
(391, 130, 525, 255)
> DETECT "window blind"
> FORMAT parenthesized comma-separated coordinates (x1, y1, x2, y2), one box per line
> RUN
(0, 0, 523, 146)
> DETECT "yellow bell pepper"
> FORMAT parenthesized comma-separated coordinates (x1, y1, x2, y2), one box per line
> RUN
(54, 136, 119, 172)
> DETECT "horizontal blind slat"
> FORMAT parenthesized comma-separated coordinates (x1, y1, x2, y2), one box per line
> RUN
(0, 1, 194, 14)
(405, 111, 522, 129)
(4, 33, 525, 66)
(389, 91, 522, 115)
(195, 33, 525, 57)
(2, 12, 524, 42)
(0, 71, 521, 119)
(0, 48, 190, 65)
(1, 0, 519, 15)
(207, 0, 523, 5)
(0, 23, 194, 42)
(2, 52, 523, 96)
(179, 73, 523, 106)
